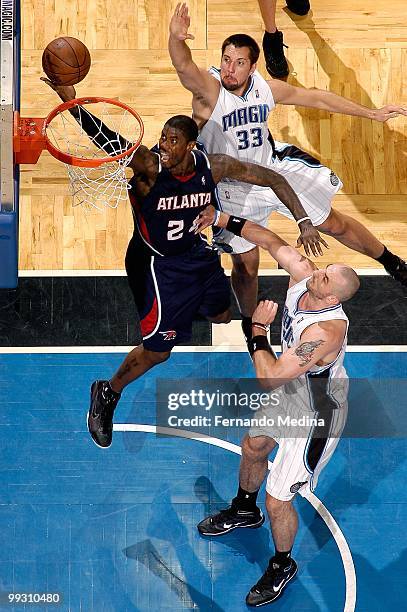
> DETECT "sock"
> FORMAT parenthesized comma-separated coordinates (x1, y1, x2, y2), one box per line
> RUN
(241, 315, 252, 342)
(232, 485, 259, 511)
(273, 549, 292, 568)
(375, 246, 400, 271)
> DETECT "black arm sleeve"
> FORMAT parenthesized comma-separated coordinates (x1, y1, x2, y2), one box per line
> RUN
(69, 105, 130, 157)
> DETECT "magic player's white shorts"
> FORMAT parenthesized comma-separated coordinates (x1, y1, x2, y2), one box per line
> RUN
(249, 377, 348, 502)
(214, 141, 343, 254)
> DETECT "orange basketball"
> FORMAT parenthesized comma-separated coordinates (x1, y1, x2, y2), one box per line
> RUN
(42, 37, 91, 86)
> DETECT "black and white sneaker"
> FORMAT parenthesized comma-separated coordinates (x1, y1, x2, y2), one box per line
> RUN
(384, 256, 407, 287)
(246, 557, 298, 606)
(197, 503, 265, 536)
(286, 0, 310, 16)
(263, 30, 289, 79)
(87, 380, 121, 448)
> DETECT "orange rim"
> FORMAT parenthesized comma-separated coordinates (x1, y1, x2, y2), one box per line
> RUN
(43, 97, 144, 167)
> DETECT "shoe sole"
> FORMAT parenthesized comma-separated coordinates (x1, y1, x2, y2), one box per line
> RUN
(198, 514, 265, 536)
(246, 566, 298, 607)
(87, 383, 112, 449)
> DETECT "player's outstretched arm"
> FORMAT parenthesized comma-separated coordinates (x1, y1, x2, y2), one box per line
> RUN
(194, 206, 318, 279)
(208, 154, 328, 257)
(249, 301, 346, 390)
(269, 78, 407, 122)
(41, 78, 155, 177)
(169, 3, 219, 110)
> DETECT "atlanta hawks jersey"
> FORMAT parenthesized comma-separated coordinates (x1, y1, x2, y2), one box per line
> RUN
(128, 150, 218, 256)
(281, 276, 349, 380)
(198, 68, 276, 168)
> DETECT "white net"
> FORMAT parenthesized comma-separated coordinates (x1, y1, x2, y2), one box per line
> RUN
(45, 100, 143, 210)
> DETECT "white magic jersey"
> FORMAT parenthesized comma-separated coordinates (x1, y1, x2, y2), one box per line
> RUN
(198, 68, 276, 168)
(249, 276, 349, 501)
(282, 276, 349, 379)
(198, 68, 342, 254)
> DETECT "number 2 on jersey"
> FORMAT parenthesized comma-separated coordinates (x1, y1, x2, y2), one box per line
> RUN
(167, 220, 184, 240)
(236, 127, 263, 150)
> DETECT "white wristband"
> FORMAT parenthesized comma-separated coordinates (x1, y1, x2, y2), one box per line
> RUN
(296, 216, 311, 225)
(213, 209, 221, 226)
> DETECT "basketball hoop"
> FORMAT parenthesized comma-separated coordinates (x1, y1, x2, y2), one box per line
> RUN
(14, 97, 144, 210)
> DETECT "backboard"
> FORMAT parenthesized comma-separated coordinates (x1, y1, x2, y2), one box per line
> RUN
(1, 0, 20, 288)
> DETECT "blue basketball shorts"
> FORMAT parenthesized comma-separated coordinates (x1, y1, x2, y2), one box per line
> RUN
(125, 237, 231, 351)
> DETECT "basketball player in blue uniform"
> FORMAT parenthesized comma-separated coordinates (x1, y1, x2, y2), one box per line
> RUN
(169, 3, 407, 343)
(193, 204, 359, 606)
(42, 78, 326, 449)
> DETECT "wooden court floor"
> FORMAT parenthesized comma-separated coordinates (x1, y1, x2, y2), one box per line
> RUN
(19, 0, 407, 271)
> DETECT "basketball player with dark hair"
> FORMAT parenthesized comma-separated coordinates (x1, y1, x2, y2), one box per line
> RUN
(42, 78, 327, 449)
(169, 3, 407, 343)
(193, 204, 358, 606)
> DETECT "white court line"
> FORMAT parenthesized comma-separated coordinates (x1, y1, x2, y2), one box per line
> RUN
(113, 424, 357, 612)
(18, 268, 389, 277)
(0, 345, 406, 354)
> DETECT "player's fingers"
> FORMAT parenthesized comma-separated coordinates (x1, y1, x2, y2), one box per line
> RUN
(310, 241, 318, 258)
(315, 240, 323, 257)
(303, 240, 310, 257)
(320, 236, 329, 249)
(186, 34, 195, 40)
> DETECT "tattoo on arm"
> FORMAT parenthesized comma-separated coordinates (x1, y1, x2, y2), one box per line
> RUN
(294, 339, 325, 367)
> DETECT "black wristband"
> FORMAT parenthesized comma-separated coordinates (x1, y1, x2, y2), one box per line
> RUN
(226, 215, 247, 237)
(248, 335, 276, 358)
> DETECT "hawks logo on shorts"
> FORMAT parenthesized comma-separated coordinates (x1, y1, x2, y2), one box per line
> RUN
(159, 330, 177, 341)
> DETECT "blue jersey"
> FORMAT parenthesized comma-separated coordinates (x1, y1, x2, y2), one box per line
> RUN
(128, 149, 218, 256)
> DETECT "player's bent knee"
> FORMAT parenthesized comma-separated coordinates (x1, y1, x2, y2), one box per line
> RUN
(143, 348, 171, 365)
(207, 309, 232, 324)
(317, 210, 347, 236)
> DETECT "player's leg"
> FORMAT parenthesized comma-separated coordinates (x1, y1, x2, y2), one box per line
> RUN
(258, 0, 289, 78)
(197, 434, 275, 536)
(231, 247, 260, 342)
(244, 435, 305, 606)
(245, 494, 298, 607)
(272, 142, 407, 285)
(317, 209, 407, 284)
(88, 347, 171, 449)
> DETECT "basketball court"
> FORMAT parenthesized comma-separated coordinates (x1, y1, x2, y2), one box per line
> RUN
(1, 1, 407, 610)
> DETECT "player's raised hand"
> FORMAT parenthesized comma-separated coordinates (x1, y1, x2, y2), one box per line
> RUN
(40, 77, 76, 102)
(169, 3, 195, 41)
(252, 300, 279, 327)
(372, 104, 407, 122)
(296, 221, 329, 258)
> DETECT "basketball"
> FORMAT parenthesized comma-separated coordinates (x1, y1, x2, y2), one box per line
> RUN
(42, 37, 91, 86)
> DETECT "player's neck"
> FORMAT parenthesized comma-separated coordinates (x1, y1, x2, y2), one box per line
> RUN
(169, 153, 195, 177)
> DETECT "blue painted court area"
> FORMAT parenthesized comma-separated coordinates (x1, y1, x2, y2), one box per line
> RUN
(0, 351, 406, 612)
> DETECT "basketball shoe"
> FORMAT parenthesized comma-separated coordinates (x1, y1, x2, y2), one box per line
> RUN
(246, 557, 298, 606)
(197, 502, 265, 536)
(87, 380, 121, 448)
(262, 30, 289, 79)
(385, 256, 407, 286)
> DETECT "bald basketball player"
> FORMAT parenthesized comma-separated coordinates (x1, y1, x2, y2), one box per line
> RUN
(193, 204, 358, 606)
